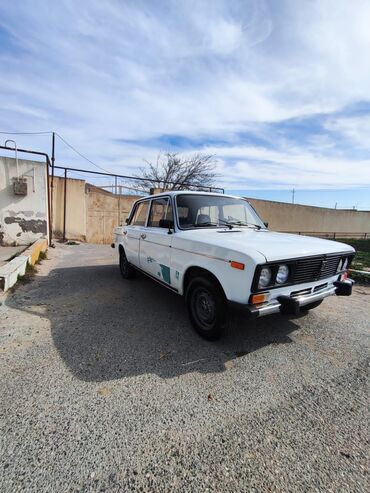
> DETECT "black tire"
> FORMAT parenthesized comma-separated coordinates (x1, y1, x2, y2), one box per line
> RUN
(186, 276, 228, 341)
(119, 248, 135, 279)
(301, 299, 323, 312)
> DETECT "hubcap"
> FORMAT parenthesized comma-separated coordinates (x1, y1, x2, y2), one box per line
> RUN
(193, 288, 216, 327)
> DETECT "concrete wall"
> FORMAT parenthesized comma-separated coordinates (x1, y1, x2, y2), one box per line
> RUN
(51, 176, 86, 241)
(49, 177, 370, 243)
(0, 156, 49, 246)
(248, 198, 370, 235)
(51, 178, 139, 243)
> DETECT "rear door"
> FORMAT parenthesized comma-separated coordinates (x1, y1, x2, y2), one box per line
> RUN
(124, 200, 150, 267)
(139, 196, 174, 286)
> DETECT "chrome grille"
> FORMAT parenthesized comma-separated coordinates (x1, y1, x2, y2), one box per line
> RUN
(252, 252, 354, 292)
(292, 254, 346, 284)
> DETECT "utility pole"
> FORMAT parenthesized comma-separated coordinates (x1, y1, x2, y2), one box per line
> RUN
(292, 188, 295, 204)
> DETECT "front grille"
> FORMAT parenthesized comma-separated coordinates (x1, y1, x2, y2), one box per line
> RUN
(252, 252, 354, 292)
(292, 253, 351, 284)
(293, 257, 323, 284)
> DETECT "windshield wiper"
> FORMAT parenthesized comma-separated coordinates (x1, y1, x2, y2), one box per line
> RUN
(193, 219, 263, 230)
(225, 220, 263, 230)
(194, 219, 235, 229)
(194, 221, 233, 229)
(217, 219, 234, 229)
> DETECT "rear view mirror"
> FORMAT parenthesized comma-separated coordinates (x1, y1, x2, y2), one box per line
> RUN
(264, 222, 269, 228)
(125, 218, 129, 224)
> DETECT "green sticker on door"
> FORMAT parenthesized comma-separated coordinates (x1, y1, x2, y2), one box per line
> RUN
(159, 264, 171, 284)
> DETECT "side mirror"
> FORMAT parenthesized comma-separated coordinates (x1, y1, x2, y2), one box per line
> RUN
(159, 219, 174, 232)
(264, 222, 269, 228)
(125, 218, 129, 224)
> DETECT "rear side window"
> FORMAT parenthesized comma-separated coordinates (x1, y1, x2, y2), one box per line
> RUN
(148, 197, 173, 227)
(130, 201, 149, 226)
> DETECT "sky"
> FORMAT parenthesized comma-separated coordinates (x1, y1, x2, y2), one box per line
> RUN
(0, 0, 370, 209)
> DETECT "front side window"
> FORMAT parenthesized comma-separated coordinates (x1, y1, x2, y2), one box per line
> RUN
(148, 197, 173, 227)
(175, 194, 265, 230)
(130, 201, 149, 226)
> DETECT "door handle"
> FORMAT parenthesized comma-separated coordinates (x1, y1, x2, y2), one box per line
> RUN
(140, 233, 146, 239)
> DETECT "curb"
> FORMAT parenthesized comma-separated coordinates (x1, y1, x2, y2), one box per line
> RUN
(0, 238, 48, 292)
(22, 238, 48, 266)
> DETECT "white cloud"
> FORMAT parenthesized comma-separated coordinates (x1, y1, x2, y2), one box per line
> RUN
(324, 115, 370, 149)
(0, 0, 369, 189)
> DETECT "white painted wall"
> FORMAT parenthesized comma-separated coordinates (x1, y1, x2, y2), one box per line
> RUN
(0, 156, 49, 246)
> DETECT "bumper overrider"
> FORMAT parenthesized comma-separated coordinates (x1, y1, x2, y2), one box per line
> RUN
(229, 279, 354, 318)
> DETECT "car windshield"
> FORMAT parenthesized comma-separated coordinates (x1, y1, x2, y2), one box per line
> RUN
(176, 194, 266, 230)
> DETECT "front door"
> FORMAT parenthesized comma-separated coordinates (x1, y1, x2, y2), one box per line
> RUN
(139, 196, 174, 287)
(124, 199, 150, 267)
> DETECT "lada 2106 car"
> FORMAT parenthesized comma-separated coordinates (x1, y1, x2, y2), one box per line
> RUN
(112, 191, 355, 340)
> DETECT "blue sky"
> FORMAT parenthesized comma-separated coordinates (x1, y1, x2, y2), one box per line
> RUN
(1, 0, 370, 209)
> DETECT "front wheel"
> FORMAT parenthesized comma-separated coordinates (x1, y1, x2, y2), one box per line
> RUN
(119, 249, 135, 279)
(186, 277, 228, 340)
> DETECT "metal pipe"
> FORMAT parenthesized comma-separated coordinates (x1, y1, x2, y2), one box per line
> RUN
(118, 184, 121, 225)
(45, 156, 52, 245)
(51, 132, 55, 176)
(50, 133, 55, 241)
(50, 165, 225, 193)
(4, 139, 19, 179)
(63, 168, 67, 241)
(0, 145, 51, 164)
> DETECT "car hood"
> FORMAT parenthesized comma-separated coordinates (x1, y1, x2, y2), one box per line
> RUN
(179, 229, 355, 262)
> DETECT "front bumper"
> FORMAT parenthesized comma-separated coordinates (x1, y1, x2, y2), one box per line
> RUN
(229, 279, 354, 319)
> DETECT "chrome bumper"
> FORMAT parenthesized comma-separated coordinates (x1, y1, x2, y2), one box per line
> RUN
(233, 279, 354, 319)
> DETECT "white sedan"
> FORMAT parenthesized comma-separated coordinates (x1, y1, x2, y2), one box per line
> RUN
(113, 191, 355, 340)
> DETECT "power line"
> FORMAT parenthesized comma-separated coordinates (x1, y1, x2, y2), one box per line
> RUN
(55, 133, 113, 174)
(0, 131, 53, 135)
(0, 130, 114, 174)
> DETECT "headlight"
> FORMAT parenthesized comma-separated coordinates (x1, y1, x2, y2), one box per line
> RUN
(258, 267, 272, 288)
(276, 264, 289, 284)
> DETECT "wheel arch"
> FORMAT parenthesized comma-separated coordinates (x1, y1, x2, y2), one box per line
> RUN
(183, 266, 227, 300)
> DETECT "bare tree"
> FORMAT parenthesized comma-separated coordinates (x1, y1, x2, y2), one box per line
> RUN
(134, 152, 218, 192)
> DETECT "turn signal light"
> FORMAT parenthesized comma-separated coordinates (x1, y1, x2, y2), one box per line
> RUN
(250, 293, 268, 304)
(230, 261, 245, 270)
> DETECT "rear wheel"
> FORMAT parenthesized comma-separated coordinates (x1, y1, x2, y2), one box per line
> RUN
(186, 276, 227, 340)
(301, 299, 323, 312)
(119, 249, 135, 279)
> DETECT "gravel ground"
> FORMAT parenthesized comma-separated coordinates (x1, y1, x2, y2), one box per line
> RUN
(0, 243, 369, 492)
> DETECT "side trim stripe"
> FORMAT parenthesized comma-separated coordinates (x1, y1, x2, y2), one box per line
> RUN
(134, 265, 179, 293)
